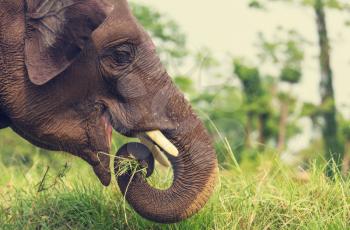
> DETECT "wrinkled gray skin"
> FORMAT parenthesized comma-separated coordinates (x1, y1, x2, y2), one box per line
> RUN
(0, 0, 218, 223)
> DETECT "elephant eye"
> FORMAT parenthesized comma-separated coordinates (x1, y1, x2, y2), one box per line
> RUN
(111, 44, 135, 65)
(112, 50, 132, 65)
(101, 43, 135, 71)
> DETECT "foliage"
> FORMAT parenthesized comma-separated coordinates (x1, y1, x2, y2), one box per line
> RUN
(279, 66, 301, 84)
(192, 86, 246, 165)
(257, 28, 305, 84)
(234, 60, 263, 103)
(130, 2, 187, 63)
(174, 75, 195, 97)
(249, 0, 266, 9)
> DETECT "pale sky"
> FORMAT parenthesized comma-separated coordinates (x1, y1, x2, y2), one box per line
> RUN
(134, 0, 350, 118)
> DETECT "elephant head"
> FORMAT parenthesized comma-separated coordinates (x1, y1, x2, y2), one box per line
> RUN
(2, 0, 218, 223)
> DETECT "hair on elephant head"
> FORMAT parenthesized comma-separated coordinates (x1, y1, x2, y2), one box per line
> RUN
(0, 0, 218, 223)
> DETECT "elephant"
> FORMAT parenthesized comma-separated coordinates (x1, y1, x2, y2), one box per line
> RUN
(0, 0, 218, 223)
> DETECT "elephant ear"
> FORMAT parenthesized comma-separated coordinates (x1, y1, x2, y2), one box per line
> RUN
(25, 0, 113, 85)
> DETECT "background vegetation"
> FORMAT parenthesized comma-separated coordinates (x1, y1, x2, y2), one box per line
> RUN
(0, 0, 349, 229)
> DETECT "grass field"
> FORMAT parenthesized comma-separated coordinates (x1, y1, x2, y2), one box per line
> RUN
(0, 129, 349, 229)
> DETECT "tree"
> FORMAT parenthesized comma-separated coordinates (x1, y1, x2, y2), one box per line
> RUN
(233, 60, 263, 148)
(257, 29, 305, 151)
(191, 84, 246, 166)
(313, 0, 342, 175)
(301, 102, 322, 131)
(250, 0, 346, 176)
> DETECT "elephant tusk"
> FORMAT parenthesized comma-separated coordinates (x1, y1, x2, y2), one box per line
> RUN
(138, 135, 171, 167)
(145, 130, 179, 157)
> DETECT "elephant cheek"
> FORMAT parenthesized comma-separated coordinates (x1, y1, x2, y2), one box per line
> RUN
(91, 152, 111, 186)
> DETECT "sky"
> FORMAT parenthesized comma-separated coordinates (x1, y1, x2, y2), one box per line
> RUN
(135, 0, 350, 119)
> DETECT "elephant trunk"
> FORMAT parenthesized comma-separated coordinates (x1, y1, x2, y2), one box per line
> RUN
(116, 93, 218, 223)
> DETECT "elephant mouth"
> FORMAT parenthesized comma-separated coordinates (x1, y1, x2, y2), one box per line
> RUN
(137, 131, 178, 167)
(101, 112, 179, 168)
(101, 113, 113, 148)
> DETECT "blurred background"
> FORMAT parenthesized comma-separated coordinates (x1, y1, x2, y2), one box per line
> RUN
(1, 0, 350, 185)
(130, 0, 350, 177)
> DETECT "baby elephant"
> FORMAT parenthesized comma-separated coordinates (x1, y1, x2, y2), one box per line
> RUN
(0, 0, 217, 223)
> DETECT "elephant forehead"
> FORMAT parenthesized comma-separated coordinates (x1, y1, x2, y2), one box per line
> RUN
(92, 0, 143, 51)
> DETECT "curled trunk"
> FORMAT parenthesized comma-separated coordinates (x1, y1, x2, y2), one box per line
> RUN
(116, 104, 218, 223)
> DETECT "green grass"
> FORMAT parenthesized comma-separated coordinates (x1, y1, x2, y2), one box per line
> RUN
(0, 130, 349, 229)
(0, 155, 349, 229)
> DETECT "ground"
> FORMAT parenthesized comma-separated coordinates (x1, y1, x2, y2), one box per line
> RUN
(0, 129, 349, 229)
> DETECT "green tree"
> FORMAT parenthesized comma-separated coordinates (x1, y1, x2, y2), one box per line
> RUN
(313, 0, 343, 175)
(233, 60, 262, 148)
(233, 59, 290, 152)
(257, 29, 305, 151)
(191, 85, 246, 166)
(251, 0, 346, 176)
(301, 102, 322, 130)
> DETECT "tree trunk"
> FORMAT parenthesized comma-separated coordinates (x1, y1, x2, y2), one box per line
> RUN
(342, 141, 350, 176)
(245, 112, 254, 148)
(277, 101, 289, 152)
(314, 0, 342, 177)
(258, 112, 269, 150)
